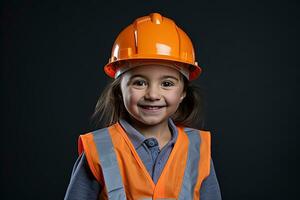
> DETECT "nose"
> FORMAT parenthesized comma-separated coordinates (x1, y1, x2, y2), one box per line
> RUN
(144, 85, 161, 101)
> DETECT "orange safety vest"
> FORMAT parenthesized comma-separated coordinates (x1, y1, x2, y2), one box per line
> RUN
(78, 122, 211, 200)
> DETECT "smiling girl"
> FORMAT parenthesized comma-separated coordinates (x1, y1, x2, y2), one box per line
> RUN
(65, 13, 221, 200)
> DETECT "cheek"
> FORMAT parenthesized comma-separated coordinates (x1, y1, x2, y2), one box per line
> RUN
(165, 92, 184, 106)
(123, 88, 143, 106)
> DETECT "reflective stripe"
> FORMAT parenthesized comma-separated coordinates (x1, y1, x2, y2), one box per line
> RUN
(92, 129, 127, 199)
(178, 128, 201, 199)
(140, 198, 176, 200)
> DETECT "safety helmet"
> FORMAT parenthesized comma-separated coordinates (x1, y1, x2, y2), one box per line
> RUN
(103, 13, 202, 80)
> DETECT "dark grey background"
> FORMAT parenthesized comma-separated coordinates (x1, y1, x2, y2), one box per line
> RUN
(1, 0, 299, 199)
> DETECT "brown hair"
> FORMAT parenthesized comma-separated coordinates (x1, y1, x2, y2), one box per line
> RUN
(91, 76, 206, 129)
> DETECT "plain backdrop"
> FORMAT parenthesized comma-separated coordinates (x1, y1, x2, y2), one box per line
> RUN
(1, 0, 299, 199)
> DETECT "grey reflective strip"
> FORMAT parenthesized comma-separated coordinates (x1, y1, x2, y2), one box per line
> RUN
(141, 198, 176, 200)
(178, 128, 201, 199)
(92, 129, 126, 199)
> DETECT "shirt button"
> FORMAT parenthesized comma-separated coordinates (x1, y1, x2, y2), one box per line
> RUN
(145, 138, 158, 147)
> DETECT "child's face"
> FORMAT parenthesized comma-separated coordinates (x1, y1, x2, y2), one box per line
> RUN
(120, 64, 186, 127)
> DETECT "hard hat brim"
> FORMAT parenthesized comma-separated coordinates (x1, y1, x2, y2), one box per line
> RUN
(104, 57, 202, 81)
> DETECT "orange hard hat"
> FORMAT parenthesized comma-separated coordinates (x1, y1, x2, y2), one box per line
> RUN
(104, 13, 202, 80)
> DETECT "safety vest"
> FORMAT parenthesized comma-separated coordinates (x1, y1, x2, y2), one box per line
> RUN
(78, 122, 211, 200)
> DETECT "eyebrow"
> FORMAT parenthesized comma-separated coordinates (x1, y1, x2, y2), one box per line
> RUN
(129, 75, 179, 81)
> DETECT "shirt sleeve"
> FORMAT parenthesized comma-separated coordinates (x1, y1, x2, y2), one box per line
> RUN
(199, 159, 222, 200)
(64, 153, 101, 200)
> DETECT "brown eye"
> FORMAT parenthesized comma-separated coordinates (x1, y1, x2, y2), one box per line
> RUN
(161, 81, 175, 87)
(132, 80, 147, 87)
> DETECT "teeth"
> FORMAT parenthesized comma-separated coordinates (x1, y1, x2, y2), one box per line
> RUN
(142, 106, 162, 110)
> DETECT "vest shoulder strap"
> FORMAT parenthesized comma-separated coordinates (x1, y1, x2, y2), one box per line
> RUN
(78, 127, 126, 199)
(185, 128, 211, 179)
(78, 131, 103, 183)
(179, 127, 211, 200)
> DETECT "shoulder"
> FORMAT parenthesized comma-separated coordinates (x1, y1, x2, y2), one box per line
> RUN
(77, 126, 111, 156)
(79, 124, 117, 139)
(179, 127, 211, 147)
(182, 127, 211, 136)
(78, 123, 121, 153)
(80, 127, 109, 137)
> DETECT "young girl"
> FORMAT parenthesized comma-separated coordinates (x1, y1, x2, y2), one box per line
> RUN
(65, 13, 221, 200)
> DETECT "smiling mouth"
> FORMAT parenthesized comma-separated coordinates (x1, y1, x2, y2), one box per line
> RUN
(139, 105, 166, 110)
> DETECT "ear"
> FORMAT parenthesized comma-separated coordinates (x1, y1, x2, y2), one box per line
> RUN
(180, 91, 186, 103)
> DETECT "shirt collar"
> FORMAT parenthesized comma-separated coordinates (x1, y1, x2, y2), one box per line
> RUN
(118, 118, 178, 149)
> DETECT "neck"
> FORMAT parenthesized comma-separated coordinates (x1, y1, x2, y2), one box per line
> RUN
(128, 117, 172, 149)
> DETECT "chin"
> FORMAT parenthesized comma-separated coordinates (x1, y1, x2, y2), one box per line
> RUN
(130, 115, 166, 126)
(140, 117, 168, 126)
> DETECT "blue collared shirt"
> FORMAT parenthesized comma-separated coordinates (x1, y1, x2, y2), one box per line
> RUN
(118, 118, 178, 183)
(65, 118, 222, 199)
